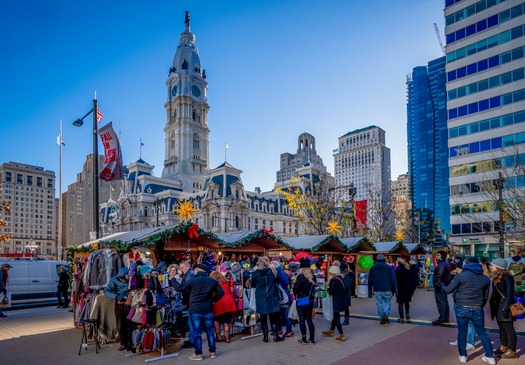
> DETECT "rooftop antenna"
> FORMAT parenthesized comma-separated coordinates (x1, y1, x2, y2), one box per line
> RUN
(433, 23, 446, 56)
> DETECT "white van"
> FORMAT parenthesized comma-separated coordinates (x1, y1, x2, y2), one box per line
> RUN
(1, 260, 69, 307)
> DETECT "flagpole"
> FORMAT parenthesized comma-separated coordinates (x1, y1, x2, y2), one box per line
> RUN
(225, 143, 227, 162)
(58, 119, 63, 261)
(93, 94, 99, 240)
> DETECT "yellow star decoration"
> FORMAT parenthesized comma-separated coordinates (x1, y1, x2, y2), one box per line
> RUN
(327, 221, 343, 235)
(174, 200, 198, 222)
(395, 231, 405, 241)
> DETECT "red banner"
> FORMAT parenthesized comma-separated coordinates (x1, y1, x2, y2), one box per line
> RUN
(98, 122, 124, 181)
(355, 200, 367, 230)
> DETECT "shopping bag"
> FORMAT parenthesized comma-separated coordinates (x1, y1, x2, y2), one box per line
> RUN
(0, 292, 12, 308)
(288, 300, 298, 321)
(322, 295, 333, 322)
(248, 288, 257, 311)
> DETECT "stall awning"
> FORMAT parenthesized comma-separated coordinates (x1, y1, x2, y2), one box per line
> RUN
(404, 243, 427, 254)
(281, 235, 346, 253)
(79, 225, 174, 247)
(217, 230, 292, 250)
(361, 241, 409, 255)
(339, 237, 376, 252)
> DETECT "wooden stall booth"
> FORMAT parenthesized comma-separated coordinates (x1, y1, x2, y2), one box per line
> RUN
(361, 241, 411, 264)
(282, 234, 347, 268)
(149, 222, 221, 265)
(404, 243, 428, 256)
(215, 229, 293, 263)
(340, 237, 376, 289)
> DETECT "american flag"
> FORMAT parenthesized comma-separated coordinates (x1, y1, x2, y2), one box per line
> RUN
(97, 107, 104, 124)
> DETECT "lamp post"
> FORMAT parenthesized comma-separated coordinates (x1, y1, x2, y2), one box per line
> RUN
(73, 96, 100, 240)
(496, 171, 505, 258)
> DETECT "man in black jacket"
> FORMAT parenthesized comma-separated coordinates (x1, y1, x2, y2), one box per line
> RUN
(56, 266, 70, 308)
(178, 264, 224, 361)
(432, 250, 451, 325)
(442, 257, 495, 364)
(368, 254, 398, 324)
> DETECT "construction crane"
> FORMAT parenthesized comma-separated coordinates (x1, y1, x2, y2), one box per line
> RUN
(433, 23, 446, 56)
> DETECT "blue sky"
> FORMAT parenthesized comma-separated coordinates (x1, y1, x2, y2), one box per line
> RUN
(0, 0, 445, 195)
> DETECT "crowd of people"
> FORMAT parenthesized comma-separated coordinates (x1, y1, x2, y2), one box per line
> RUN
(90, 253, 525, 361)
(2, 251, 523, 363)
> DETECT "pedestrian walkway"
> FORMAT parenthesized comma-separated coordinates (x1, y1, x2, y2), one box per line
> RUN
(0, 289, 522, 365)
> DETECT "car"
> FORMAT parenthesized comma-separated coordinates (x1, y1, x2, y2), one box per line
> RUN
(1, 260, 70, 307)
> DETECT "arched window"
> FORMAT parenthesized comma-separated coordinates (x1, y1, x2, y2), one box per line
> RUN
(193, 133, 200, 149)
(170, 132, 176, 150)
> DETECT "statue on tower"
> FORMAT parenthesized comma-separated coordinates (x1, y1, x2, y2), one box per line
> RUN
(185, 11, 190, 29)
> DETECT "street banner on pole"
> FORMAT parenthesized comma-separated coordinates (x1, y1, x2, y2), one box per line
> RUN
(98, 122, 124, 181)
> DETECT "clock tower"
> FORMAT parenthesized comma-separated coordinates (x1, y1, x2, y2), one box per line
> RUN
(162, 11, 210, 193)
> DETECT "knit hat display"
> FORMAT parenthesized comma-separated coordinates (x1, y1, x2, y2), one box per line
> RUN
(491, 258, 508, 270)
(329, 265, 341, 275)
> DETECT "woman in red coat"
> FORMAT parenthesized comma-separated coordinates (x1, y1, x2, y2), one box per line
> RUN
(210, 271, 237, 343)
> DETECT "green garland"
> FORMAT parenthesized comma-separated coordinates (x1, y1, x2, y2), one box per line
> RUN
(220, 229, 294, 250)
(310, 234, 346, 252)
(66, 221, 224, 254)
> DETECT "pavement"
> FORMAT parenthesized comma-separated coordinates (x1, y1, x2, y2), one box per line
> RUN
(0, 288, 523, 365)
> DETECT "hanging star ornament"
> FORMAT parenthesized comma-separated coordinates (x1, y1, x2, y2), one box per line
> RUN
(327, 220, 343, 235)
(174, 200, 198, 222)
(395, 231, 405, 241)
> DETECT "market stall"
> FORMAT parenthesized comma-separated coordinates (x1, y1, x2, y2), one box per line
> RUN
(216, 229, 292, 260)
(340, 237, 376, 289)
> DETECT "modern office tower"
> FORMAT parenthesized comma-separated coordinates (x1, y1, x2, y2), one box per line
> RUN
(62, 154, 116, 246)
(334, 126, 392, 240)
(276, 132, 330, 184)
(445, 0, 525, 257)
(0, 162, 56, 256)
(407, 56, 450, 244)
(334, 126, 391, 201)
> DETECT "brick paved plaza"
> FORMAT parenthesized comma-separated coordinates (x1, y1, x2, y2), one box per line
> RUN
(0, 289, 522, 365)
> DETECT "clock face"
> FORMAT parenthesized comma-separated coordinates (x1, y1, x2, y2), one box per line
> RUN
(171, 85, 178, 97)
(192, 85, 201, 97)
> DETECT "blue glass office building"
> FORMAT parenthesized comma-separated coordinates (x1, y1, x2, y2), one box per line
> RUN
(407, 56, 450, 239)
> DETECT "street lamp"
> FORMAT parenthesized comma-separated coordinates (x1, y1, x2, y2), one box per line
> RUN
(73, 96, 100, 240)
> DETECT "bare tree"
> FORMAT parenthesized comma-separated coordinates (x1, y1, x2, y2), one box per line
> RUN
(0, 201, 12, 243)
(274, 177, 354, 236)
(365, 183, 395, 242)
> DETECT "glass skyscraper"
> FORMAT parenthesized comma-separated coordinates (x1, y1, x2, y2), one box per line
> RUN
(407, 56, 450, 243)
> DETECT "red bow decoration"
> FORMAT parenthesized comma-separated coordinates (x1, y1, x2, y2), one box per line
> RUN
(262, 228, 274, 235)
(188, 224, 199, 239)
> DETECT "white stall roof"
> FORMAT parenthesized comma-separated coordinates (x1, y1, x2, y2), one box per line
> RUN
(215, 230, 258, 244)
(372, 241, 401, 253)
(281, 235, 332, 250)
(79, 225, 174, 247)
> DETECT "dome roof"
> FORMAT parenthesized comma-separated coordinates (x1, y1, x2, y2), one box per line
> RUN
(171, 11, 202, 76)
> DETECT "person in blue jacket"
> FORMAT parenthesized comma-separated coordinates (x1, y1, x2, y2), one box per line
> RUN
(104, 267, 131, 351)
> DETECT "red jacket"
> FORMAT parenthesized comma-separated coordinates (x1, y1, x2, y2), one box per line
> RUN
(213, 282, 237, 317)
